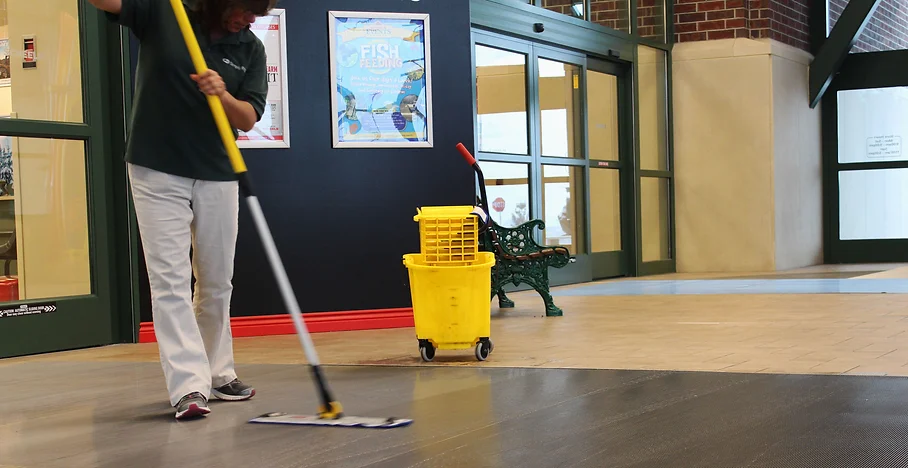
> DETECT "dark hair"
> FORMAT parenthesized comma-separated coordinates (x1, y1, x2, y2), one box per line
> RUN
(191, 0, 279, 32)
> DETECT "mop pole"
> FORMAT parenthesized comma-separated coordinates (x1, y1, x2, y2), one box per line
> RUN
(167, 0, 343, 419)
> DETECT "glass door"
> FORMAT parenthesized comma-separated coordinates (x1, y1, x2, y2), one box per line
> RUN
(586, 58, 631, 279)
(534, 45, 588, 285)
(472, 29, 638, 285)
(473, 34, 534, 230)
(0, 2, 123, 358)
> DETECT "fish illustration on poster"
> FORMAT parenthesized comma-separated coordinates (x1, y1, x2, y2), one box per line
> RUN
(328, 11, 433, 148)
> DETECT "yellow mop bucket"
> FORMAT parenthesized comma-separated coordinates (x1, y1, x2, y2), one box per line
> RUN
(403, 251, 495, 362)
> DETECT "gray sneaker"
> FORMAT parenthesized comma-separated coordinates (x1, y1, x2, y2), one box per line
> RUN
(174, 392, 210, 420)
(212, 379, 255, 401)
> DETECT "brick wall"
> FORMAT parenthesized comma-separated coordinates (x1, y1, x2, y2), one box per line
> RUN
(829, 0, 908, 53)
(673, 0, 809, 50)
(771, 0, 810, 49)
(591, 0, 631, 33)
(542, 0, 664, 39)
(542, 0, 581, 18)
(637, 0, 666, 39)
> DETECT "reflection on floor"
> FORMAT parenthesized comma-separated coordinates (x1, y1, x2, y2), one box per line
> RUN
(552, 278, 908, 296)
(11, 291, 908, 377)
(6, 362, 908, 467)
(7, 263, 908, 466)
(551, 264, 908, 296)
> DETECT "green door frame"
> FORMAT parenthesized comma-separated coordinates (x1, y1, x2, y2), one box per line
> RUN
(0, 5, 136, 358)
(634, 43, 675, 276)
(586, 56, 635, 280)
(470, 0, 676, 282)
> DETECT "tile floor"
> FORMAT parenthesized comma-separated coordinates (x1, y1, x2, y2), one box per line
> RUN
(7, 264, 908, 378)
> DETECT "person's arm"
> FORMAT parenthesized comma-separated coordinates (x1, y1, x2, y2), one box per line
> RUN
(86, 0, 122, 14)
(193, 41, 268, 133)
(91, 0, 156, 40)
(191, 71, 259, 132)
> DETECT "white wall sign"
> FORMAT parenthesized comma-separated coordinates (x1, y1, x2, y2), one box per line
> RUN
(866, 135, 902, 159)
(238, 9, 290, 149)
(838, 87, 908, 164)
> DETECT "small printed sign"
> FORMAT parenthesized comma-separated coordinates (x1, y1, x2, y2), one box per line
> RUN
(0, 302, 57, 319)
(22, 36, 36, 69)
(867, 135, 902, 159)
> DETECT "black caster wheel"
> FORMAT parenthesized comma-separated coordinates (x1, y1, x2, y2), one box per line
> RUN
(475, 339, 492, 361)
(419, 342, 435, 362)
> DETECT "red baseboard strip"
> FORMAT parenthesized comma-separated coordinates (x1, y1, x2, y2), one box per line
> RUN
(138, 308, 414, 343)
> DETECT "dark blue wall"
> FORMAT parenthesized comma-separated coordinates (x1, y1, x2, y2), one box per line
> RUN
(133, 0, 475, 321)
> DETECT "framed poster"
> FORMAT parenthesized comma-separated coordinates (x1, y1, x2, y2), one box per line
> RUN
(328, 11, 433, 148)
(0, 39, 10, 87)
(238, 9, 290, 149)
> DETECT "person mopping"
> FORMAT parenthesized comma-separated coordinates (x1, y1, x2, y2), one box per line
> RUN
(86, 0, 276, 420)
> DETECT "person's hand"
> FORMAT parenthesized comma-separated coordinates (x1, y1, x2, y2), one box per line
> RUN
(191, 70, 226, 97)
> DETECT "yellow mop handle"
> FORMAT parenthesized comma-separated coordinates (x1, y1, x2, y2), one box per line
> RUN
(168, 0, 248, 174)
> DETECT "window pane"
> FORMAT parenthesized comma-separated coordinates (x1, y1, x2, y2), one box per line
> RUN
(0, 136, 91, 304)
(590, 0, 630, 33)
(827, 0, 843, 32)
(0, 0, 84, 123)
(590, 168, 621, 252)
(475, 45, 529, 155)
(637, 0, 665, 41)
(481, 161, 531, 228)
(829, 0, 908, 53)
(839, 169, 908, 240)
(586, 70, 620, 161)
(543, 0, 586, 20)
(542, 165, 585, 251)
(638, 46, 668, 171)
(539, 58, 582, 159)
(837, 87, 908, 164)
(641, 176, 670, 261)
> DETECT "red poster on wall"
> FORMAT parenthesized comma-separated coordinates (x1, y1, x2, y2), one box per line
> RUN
(23, 36, 35, 69)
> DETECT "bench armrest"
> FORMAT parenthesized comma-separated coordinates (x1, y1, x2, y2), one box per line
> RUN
(482, 219, 572, 266)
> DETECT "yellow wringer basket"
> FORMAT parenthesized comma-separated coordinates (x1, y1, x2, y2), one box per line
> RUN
(413, 206, 479, 266)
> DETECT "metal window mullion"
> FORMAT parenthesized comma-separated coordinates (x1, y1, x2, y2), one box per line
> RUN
(529, 45, 544, 229)
(0, 120, 94, 140)
(477, 152, 534, 164)
(640, 169, 672, 178)
(630, 43, 643, 275)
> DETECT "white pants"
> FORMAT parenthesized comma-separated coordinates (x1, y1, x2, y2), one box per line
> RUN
(128, 163, 239, 406)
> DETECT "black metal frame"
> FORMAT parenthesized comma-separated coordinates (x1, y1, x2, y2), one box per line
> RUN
(816, 2, 908, 264)
(808, 0, 882, 107)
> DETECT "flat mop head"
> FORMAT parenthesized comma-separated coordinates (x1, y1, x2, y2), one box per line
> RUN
(250, 412, 413, 429)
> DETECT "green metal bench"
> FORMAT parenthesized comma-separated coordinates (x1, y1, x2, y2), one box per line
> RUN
(480, 219, 573, 317)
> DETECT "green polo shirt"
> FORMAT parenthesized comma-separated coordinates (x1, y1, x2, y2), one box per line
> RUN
(108, 0, 268, 181)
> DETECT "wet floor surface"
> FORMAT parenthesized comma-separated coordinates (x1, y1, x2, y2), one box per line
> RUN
(553, 278, 908, 296)
(4, 362, 908, 467)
